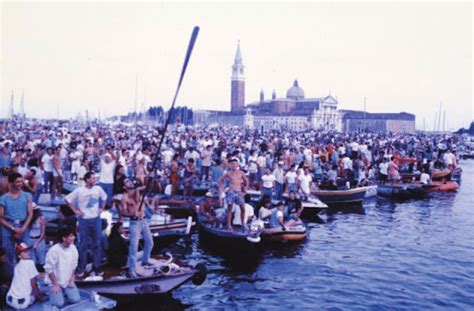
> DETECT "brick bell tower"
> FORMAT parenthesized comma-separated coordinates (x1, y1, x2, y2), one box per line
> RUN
(231, 40, 245, 112)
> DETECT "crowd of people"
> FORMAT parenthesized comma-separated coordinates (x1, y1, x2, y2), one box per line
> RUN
(0, 118, 465, 309)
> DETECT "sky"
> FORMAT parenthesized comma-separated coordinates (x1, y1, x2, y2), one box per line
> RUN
(1, 1, 472, 130)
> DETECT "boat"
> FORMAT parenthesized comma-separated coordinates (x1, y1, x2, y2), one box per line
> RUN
(196, 211, 264, 252)
(76, 254, 207, 300)
(261, 219, 307, 243)
(420, 181, 459, 192)
(363, 185, 378, 199)
(153, 194, 203, 218)
(431, 169, 452, 181)
(313, 187, 367, 205)
(377, 183, 429, 200)
(27, 287, 116, 310)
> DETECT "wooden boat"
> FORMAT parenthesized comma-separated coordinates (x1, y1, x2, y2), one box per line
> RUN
(178, 181, 211, 196)
(76, 254, 207, 300)
(420, 181, 459, 192)
(196, 211, 264, 252)
(262, 220, 307, 243)
(313, 187, 367, 205)
(154, 194, 203, 218)
(28, 286, 116, 310)
(431, 169, 452, 180)
(362, 185, 378, 199)
(377, 183, 429, 200)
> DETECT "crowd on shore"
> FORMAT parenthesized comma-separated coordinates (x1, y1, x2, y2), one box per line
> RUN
(0, 119, 466, 309)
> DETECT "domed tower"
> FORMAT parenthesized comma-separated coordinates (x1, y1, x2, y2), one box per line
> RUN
(286, 79, 305, 100)
(231, 41, 245, 112)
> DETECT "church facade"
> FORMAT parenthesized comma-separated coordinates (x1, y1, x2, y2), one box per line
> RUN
(194, 42, 415, 133)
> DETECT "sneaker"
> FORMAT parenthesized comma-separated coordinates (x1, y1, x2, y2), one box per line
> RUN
(93, 269, 104, 276)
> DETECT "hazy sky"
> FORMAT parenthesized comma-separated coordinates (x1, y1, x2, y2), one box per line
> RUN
(1, 1, 472, 130)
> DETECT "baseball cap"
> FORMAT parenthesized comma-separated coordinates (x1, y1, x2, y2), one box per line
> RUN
(16, 242, 30, 255)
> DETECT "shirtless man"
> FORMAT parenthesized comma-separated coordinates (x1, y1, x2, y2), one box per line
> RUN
(120, 179, 153, 278)
(219, 158, 249, 231)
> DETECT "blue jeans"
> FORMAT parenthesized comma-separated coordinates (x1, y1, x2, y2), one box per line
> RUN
(48, 286, 81, 308)
(274, 182, 284, 200)
(43, 171, 53, 193)
(99, 183, 113, 207)
(127, 219, 154, 273)
(1, 224, 31, 265)
(77, 217, 101, 272)
(262, 187, 273, 200)
(30, 238, 46, 265)
(287, 183, 297, 194)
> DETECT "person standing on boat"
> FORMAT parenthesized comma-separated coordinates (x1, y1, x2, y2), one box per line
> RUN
(388, 156, 401, 182)
(378, 158, 389, 184)
(52, 146, 63, 200)
(219, 158, 248, 231)
(98, 152, 116, 209)
(120, 178, 154, 278)
(0, 172, 34, 265)
(65, 171, 107, 277)
(44, 228, 81, 308)
(260, 168, 276, 200)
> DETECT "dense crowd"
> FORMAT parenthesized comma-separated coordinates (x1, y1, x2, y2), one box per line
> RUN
(0, 119, 465, 309)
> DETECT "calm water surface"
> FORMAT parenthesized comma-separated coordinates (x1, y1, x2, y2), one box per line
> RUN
(123, 160, 474, 310)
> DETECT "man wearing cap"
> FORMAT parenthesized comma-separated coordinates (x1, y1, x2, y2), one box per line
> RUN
(44, 228, 81, 308)
(65, 171, 107, 277)
(0, 172, 34, 265)
(6, 243, 42, 310)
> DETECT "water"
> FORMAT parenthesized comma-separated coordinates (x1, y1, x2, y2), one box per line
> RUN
(122, 161, 474, 310)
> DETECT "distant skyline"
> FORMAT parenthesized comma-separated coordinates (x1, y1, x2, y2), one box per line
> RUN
(1, 1, 472, 130)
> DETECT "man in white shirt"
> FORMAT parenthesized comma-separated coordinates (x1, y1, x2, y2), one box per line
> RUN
(6, 243, 42, 310)
(232, 194, 255, 226)
(298, 168, 313, 201)
(41, 147, 54, 193)
(44, 228, 81, 308)
(66, 172, 107, 277)
(285, 165, 298, 194)
(98, 153, 116, 208)
(261, 169, 276, 200)
(379, 158, 389, 184)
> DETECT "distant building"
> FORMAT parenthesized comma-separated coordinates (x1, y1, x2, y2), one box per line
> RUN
(194, 42, 415, 133)
(338, 110, 416, 133)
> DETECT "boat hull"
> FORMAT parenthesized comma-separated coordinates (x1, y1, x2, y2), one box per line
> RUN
(314, 188, 367, 205)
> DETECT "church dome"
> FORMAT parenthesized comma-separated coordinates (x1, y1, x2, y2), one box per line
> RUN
(286, 79, 305, 100)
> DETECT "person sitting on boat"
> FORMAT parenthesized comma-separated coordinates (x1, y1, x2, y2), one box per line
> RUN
(44, 228, 81, 308)
(219, 158, 249, 231)
(120, 178, 154, 278)
(232, 193, 255, 228)
(257, 199, 273, 225)
(269, 202, 288, 231)
(284, 190, 303, 220)
(6, 243, 43, 310)
(419, 169, 431, 185)
(107, 221, 128, 269)
(199, 192, 221, 224)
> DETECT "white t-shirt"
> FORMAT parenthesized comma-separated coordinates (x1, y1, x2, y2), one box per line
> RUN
(420, 173, 431, 184)
(65, 186, 107, 219)
(99, 160, 116, 184)
(299, 174, 313, 194)
(41, 153, 54, 172)
(261, 174, 276, 188)
(232, 203, 255, 226)
(8, 259, 38, 299)
(162, 150, 174, 166)
(44, 243, 79, 288)
(379, 162, 389, 175)
(286, 171, 297, 184)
